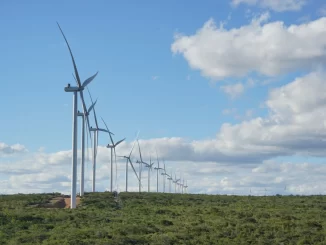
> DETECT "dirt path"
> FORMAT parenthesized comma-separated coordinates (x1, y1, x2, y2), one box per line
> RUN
(64, 197, 81, 208)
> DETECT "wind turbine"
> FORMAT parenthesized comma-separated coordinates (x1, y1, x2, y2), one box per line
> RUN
(136, 140, 147, 193)
(184, 180, 188, 194)
(144, 156, 155, 192)
(173, 174, 181, 193)
(181, 179, 185, 194)
(87, 89, 113, 192)
(154, 151, 163, 192)
(161, 160, 168, 193)
(77, 100, 96, 196)
(167, 171, 173, 193)
(117, 133, 140, 192)
(101, 118, 125, 192)
(58, 23, 97, 209)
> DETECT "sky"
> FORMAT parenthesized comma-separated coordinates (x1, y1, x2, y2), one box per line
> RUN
(1, 0, 326, 195)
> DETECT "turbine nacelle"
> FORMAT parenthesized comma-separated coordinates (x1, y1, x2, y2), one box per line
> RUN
(64, 86, 81, 92)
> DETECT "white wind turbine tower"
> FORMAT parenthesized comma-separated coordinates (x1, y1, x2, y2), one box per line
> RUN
(102, 118, 125, 192)
(154, 152, 163, 192)
(167, 171, 173, 193)
(161, 160, 168, 193)
(58, 23, 97, 209)
(117, 133, 139, 192)
(173, 174, 181, 193)
(178, 173, 185, 193)
(181, 179, 185, 194)
(179, 182, 183, 193)
(87, 89, 113, 192)
(136, 140, 146, 193)
(77, 100, 96, 196)
(144, 156, 155, 192)
(184, 180, 188, 194)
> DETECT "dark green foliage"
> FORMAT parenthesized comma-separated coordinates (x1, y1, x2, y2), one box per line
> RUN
(1, 192, 326, 244)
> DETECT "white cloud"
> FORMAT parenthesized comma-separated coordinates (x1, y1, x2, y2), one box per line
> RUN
(171, 15, 326, 80)
(0, 142, 27, 156)
(220, 83, 245, 99)
(231, 0, 307, 12)
(216, 71, 326, 158)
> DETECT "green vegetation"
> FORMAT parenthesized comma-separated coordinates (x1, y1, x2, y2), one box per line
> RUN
(1, 192, 326, 244)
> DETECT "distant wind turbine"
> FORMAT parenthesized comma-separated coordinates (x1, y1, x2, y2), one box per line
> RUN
(167, 171, 173, 193)
(87, 89, 113, 192)
(161, 160, 168, 193)
(136, 140, 147, 193)
(154, 151, 163, 192)
(144, 156, 155, 192)
(101, 118, 125, 192)
(77, 100, 96, 196)
(117, 132, 140, 192)
(184, 180, 188, 194)
(181, 179, 185, 194)
(173, 174, 181, 193)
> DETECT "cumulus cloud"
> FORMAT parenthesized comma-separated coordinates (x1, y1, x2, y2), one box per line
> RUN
(171, 14, 326, 80)
(0, 142, 27, 156)
(231, 0, 307, 12)
(220, 83, 245, 99)
(217, 71, 326, 157)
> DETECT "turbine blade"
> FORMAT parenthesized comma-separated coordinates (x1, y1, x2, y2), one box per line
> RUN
(155, 149, 160, 169)
(100, 117, 115, 144)
(82, 72, 98, 88)
(93, 108, 99, 129)
(129, 140, 136, 158)
(87, 99, 97, 114)
(57, 22, 82, 88)
(85, 114, 92, 145)
(137, 140, 143, 162)
(128, 131, 139, 158)
(78, 90, 92, 143)
(86, 87, 99, 129)
(129, 159, 139, 181)
(115, 138, 125, 147)
(79, 91, 88, 117)
(135, 130, 140, 140)
(97, 128, 114, 135)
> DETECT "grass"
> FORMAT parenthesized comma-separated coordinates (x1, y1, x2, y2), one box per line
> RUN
(1, 192, 326, 244)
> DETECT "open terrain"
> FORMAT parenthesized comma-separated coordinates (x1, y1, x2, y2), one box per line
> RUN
(0, 192, 326, 244)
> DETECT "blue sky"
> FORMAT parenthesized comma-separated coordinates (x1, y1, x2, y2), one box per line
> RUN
(0, 0, 308, 151)
(1, 0, 326, 195)
(1, 0, 239, 152)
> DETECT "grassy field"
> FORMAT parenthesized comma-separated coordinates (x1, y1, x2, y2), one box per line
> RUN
(1, 192, 326, 244)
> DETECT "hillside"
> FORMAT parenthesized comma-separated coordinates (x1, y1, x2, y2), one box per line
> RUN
(0, 192, 326, 244)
